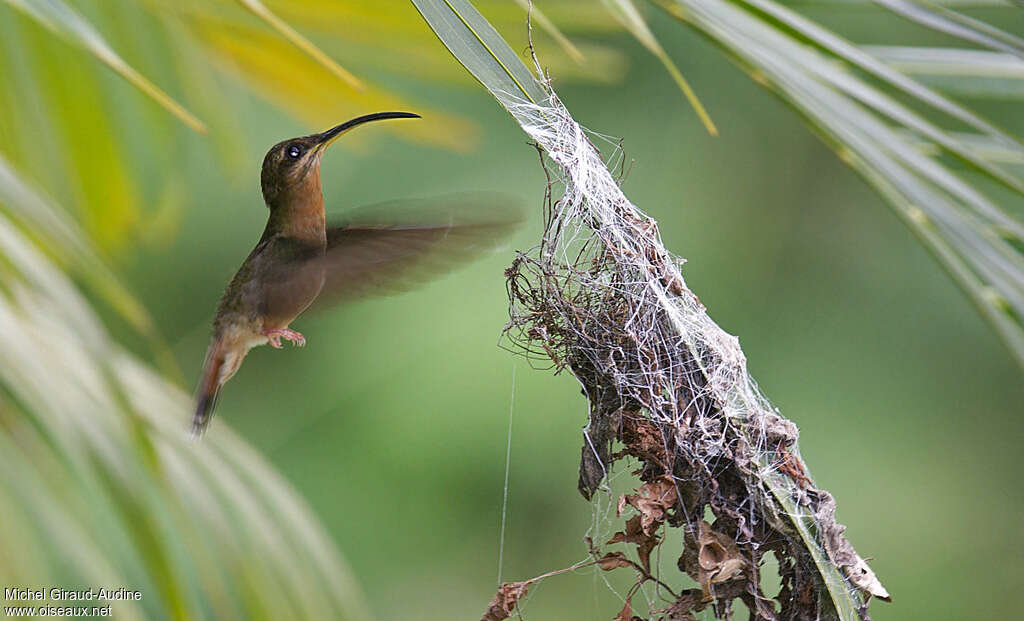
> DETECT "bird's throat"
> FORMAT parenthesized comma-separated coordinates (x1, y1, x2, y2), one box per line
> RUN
(265, 169, 327, 242)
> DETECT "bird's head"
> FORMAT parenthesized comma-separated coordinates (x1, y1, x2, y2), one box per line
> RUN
(260, 112, 420, 208)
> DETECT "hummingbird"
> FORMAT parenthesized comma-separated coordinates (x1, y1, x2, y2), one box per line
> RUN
(193, 112, 520, 437)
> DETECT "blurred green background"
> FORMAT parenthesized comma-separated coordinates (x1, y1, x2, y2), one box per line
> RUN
(1, 1, 1021, 620)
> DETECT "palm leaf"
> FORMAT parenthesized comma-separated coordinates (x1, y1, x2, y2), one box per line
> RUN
(413, 0, 548, 104)
(233, 0, 364, 90)
(188, 17, 479, 152)
(873, 0, 1024, 57)
(653, 0, 1024, 370)
(512, 0, 586, 63)
(0, 154, 152, 335)
(601, 0, 719, 134)
(865, 46, 1024, 99)
(1, 0, 205, 132)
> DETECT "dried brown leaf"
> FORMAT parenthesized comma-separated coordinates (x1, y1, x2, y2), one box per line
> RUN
(846, 556, 891, 602)
(607, 516, 645, 546)
(619, 476, 678, 535)
(617, 492, 629, 517)
(613, 598, 632, 621)
(814, 491, 891, 601)
(618, 416, 670, 467)
(607, 515, 660, 574)
(481, 581, 532, 621)
(653, 589, 706, 621)
(694, 521, 747, 601)
(596, 552, 633, 571)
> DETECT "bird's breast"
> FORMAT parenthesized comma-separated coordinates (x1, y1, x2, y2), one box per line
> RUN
(260, 250, 325, 330)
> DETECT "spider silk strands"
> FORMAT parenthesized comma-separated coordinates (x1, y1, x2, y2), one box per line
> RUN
(497, 364, 516, 587)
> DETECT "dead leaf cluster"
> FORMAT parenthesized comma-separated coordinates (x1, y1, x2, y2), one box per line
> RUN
(694, 520, 747, 600)
(617, 476, 678, 536)
(481, 581, 533, 621)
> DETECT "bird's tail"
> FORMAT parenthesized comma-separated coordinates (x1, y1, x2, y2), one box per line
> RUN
(192, 344, 226, 439)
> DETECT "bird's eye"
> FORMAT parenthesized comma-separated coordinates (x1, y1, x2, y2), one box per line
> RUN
(286, 144, 303, 159)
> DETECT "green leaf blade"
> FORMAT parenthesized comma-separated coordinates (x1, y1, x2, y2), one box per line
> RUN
(411, 0, 547, 105)
(2, 0, 206, 132)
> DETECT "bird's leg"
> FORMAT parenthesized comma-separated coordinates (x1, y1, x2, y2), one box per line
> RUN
(264, 328, 306, 348)
(264, 331, 283, 349)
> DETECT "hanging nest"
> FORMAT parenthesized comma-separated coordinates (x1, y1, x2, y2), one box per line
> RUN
(494, 93, 888, 621)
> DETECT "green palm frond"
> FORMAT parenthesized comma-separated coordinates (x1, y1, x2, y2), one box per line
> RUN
(233, 0, 364, 90)
(1, 0, 206, 132)
(650, 0, 1024, 368)
(512, 0, 586, 63)
(865, 45, 1024, 99)
(600, 0, 719, 134)
(0, 154, 152, 336)
(874, 0, 1024, 56)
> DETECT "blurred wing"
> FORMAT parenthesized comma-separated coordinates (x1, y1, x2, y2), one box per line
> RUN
(314, 193, 523, 307)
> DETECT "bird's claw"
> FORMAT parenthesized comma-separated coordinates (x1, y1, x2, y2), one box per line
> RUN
(264, 329, 306, 348)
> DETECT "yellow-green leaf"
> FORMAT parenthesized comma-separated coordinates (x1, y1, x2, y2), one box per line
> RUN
(511, 0, 585, 64)
(191, 19, 478, 152)
(1, 0, 206, 133)
(234, 0, 364, 91)
(601, 0, 717, 135)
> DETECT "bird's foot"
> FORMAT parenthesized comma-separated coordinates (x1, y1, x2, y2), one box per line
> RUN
(264, 328, 306, 349)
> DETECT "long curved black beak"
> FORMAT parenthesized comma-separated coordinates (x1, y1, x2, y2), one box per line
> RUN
(314, 112, 420, 150)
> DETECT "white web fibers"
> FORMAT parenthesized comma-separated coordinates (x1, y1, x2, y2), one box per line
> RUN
(498, 89, 887, 618)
